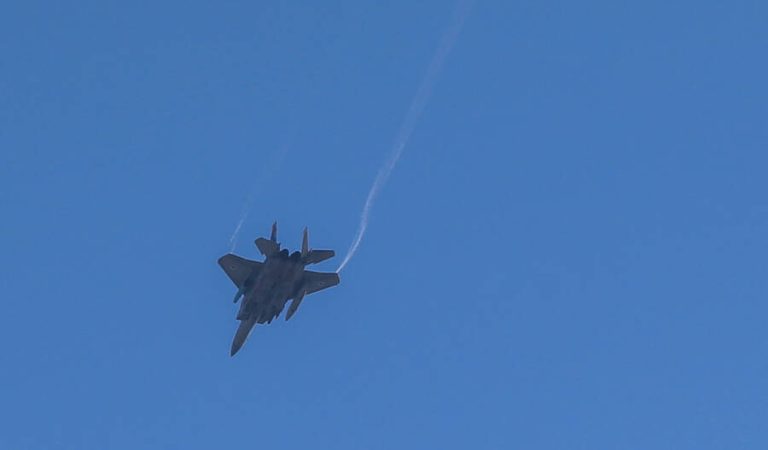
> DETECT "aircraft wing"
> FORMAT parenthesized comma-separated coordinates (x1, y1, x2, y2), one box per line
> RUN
(218, 254, 263, 288)
(302, 270, 340, 295)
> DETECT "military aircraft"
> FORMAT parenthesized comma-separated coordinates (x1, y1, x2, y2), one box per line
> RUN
(218, 222, 340, 356)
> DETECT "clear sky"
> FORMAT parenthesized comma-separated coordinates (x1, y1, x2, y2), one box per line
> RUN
(2, 1, 767, 449)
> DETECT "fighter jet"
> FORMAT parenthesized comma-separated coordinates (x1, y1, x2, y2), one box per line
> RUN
(218, 222, 340, 356)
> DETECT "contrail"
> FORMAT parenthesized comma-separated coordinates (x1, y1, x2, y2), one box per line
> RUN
(337, 0, 474, 273)
(228, 143, 290, 252)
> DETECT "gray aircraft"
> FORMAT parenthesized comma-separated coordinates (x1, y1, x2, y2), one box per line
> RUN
(218, 222, 340, 356)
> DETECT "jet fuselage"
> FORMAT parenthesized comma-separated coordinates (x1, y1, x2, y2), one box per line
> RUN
(220, 224, 340, 356)
(238, 250, 305, 324)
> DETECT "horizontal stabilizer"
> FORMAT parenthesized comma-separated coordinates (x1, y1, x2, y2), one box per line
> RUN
(255, 237, 279, 256)
(303, 249, 335, 265)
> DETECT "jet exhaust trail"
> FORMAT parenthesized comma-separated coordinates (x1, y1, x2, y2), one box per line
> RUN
(337, 0, 474, 273)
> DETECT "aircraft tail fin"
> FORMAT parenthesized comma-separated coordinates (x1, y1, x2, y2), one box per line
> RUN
(300, 227, 334, 264)
(256, 222, 280, 256)
(270, 221, 277, 242)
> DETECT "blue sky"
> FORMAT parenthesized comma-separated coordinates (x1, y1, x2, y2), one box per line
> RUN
(2, 1, 767, 448)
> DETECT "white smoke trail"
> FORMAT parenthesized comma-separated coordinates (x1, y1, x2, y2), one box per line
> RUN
(228, 143, 290, 252)
(337, 0, 474, 273)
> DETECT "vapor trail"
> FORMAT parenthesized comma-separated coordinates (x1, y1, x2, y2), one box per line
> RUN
(228, 193, 252, 252)
(337, 0, 474, 273)
(228, 144, 289, 252)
